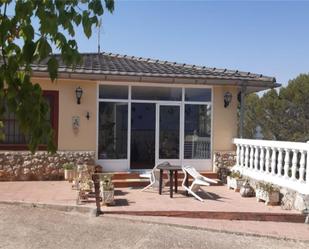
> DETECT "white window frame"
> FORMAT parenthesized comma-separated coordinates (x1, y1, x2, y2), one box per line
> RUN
(96, 82, 213, 172)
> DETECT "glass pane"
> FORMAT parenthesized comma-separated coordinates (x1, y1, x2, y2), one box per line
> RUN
(132, 86, 181, 100)
(185, 88, 211, 102)
(184, 104, 211, 159)
(131, 103, 155, 169)
(98, 102, 128, 159)
(159, 106, 180, 159)
(99, 85, 128, 99)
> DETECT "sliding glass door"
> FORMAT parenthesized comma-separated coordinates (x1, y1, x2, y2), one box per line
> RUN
(159, 105, 180, 160)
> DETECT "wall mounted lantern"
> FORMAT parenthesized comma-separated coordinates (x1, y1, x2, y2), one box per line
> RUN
(75, 86, 83, 104)
(224, 91, 232, 108)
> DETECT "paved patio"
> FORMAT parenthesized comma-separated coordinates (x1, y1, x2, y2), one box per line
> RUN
(0, 181, 300, 216)
(0, 181, 308, 241)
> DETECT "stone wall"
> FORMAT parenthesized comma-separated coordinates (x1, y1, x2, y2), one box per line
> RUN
(0, 151, 95, 181)
(213, 151, 236, 183)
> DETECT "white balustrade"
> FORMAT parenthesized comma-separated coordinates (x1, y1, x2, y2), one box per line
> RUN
(233, 138, 309, 195)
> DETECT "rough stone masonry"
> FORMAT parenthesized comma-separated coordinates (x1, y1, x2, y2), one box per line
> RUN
(0, 151, 95, 181)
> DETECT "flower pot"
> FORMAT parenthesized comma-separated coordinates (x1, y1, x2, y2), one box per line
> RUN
(101, 190, 114, 205)
(227, 176, 245, 192)
(256, 188, 279, 205)
(64, 169, 74, 181)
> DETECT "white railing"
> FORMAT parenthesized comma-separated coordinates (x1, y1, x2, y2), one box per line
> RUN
(233, 138, 309, 195)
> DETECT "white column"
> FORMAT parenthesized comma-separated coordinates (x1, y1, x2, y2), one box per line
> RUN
(306, 142, 309, 184)
(271, 148, 277, 175)
(291, 149, 298, 181)
(236, 144, 240, 167)
(245, 145, 249, 168)
(259, 146, 264, 172)
(249, 145, 254, 169)
(240, 145, 245, 168)
(299, 150, 306, 183)
(265, 147, 270, 174)
(254, 146, 259, 171)
(284, 149, 290, 178)
(277, 148, 283, 177)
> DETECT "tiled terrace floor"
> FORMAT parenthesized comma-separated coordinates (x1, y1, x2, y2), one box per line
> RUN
(0, 181, 308, 241)
(0, 181, 299, 214)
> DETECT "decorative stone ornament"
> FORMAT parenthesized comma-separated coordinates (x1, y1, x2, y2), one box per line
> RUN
(240, 180, 255, 197)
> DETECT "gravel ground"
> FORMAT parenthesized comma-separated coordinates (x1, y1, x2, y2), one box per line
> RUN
(0, 204, 307, 249)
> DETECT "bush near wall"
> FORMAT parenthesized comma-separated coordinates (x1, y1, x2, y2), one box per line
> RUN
(0, 151, 95, 181)
(213, 151, 236, 183)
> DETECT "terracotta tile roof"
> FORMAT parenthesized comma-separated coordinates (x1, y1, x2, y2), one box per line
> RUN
(31, 52, 279, 87)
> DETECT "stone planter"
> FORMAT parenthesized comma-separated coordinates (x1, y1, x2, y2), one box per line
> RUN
(256, 188, 280, 205)
(64, 169, 74, 181)
(101, 190, 114, 205)
(227, 176, 245, 192)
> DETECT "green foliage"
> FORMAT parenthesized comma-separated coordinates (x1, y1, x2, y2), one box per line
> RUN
(256, 182, 279, 194)
(243, 74, 309, 142)
(228, 171, 243, 179)
(0, 0, 114, 153)
(62, 163, 75, 170)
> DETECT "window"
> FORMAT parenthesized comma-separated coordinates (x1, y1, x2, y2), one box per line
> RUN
(98, 102, 128, 159)
(0, 91, 59, 150)
(185, 88, 211, 102)
(132, 86, 182, 101)
(184, 104, 211, 159)
(99, 85, 128, 99)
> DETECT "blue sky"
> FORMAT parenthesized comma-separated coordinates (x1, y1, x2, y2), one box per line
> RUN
(72, 0, 308, 87)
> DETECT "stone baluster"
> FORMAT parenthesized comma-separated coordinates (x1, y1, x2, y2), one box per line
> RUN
(306, 141, 309, 183)
(277, 148, 283, 177)
(271, 148, 277, 175)
(265, 147, 270, 174)
(249, 145, 254, 169)
(259, 146, 264, 172)
(284, 149, 290, 178)
(299, 150, 306, 182)
(291, 149, 298, 181)
(236, 144, 240, 167)
(254, 146, 259, 171)
(240, 145, 244, 168)
(244, 145, 249, 168)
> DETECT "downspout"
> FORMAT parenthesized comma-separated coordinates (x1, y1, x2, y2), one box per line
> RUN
(239, 85, 247, 138)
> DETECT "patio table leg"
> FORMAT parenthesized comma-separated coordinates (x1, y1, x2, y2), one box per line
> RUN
(185, 174, 189, 196)
(170, 170, 173, 198)
(174, 171, 178, 193)
(159, 169, 163, 195)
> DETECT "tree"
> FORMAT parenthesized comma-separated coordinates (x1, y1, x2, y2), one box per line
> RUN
(0, 0, 114, 152)
(243, 74, 309, 142)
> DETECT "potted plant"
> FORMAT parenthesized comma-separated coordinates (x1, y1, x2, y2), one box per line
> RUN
(256, 182, 280, 205)
(99, 173, 114, 205)
(227, 171, 245, 192)
(63, 163, 75, 182)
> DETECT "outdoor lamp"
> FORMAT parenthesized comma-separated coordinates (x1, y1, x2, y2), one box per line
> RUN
(224, 91, 232, 108)
(75, 86, 83, 104)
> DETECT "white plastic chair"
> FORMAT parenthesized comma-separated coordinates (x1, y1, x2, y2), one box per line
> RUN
(182, 165, 218, 202)
(140, 162, 170, 191)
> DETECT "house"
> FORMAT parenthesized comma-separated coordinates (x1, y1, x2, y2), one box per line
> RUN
(0, 52, 279, 176)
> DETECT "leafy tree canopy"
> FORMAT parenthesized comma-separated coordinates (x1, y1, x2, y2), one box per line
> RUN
(243, 74, 309, 142)
(0, 0, 114, 152)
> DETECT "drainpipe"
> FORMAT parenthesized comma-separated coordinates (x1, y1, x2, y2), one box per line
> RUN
(239, 85, 246, 138)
